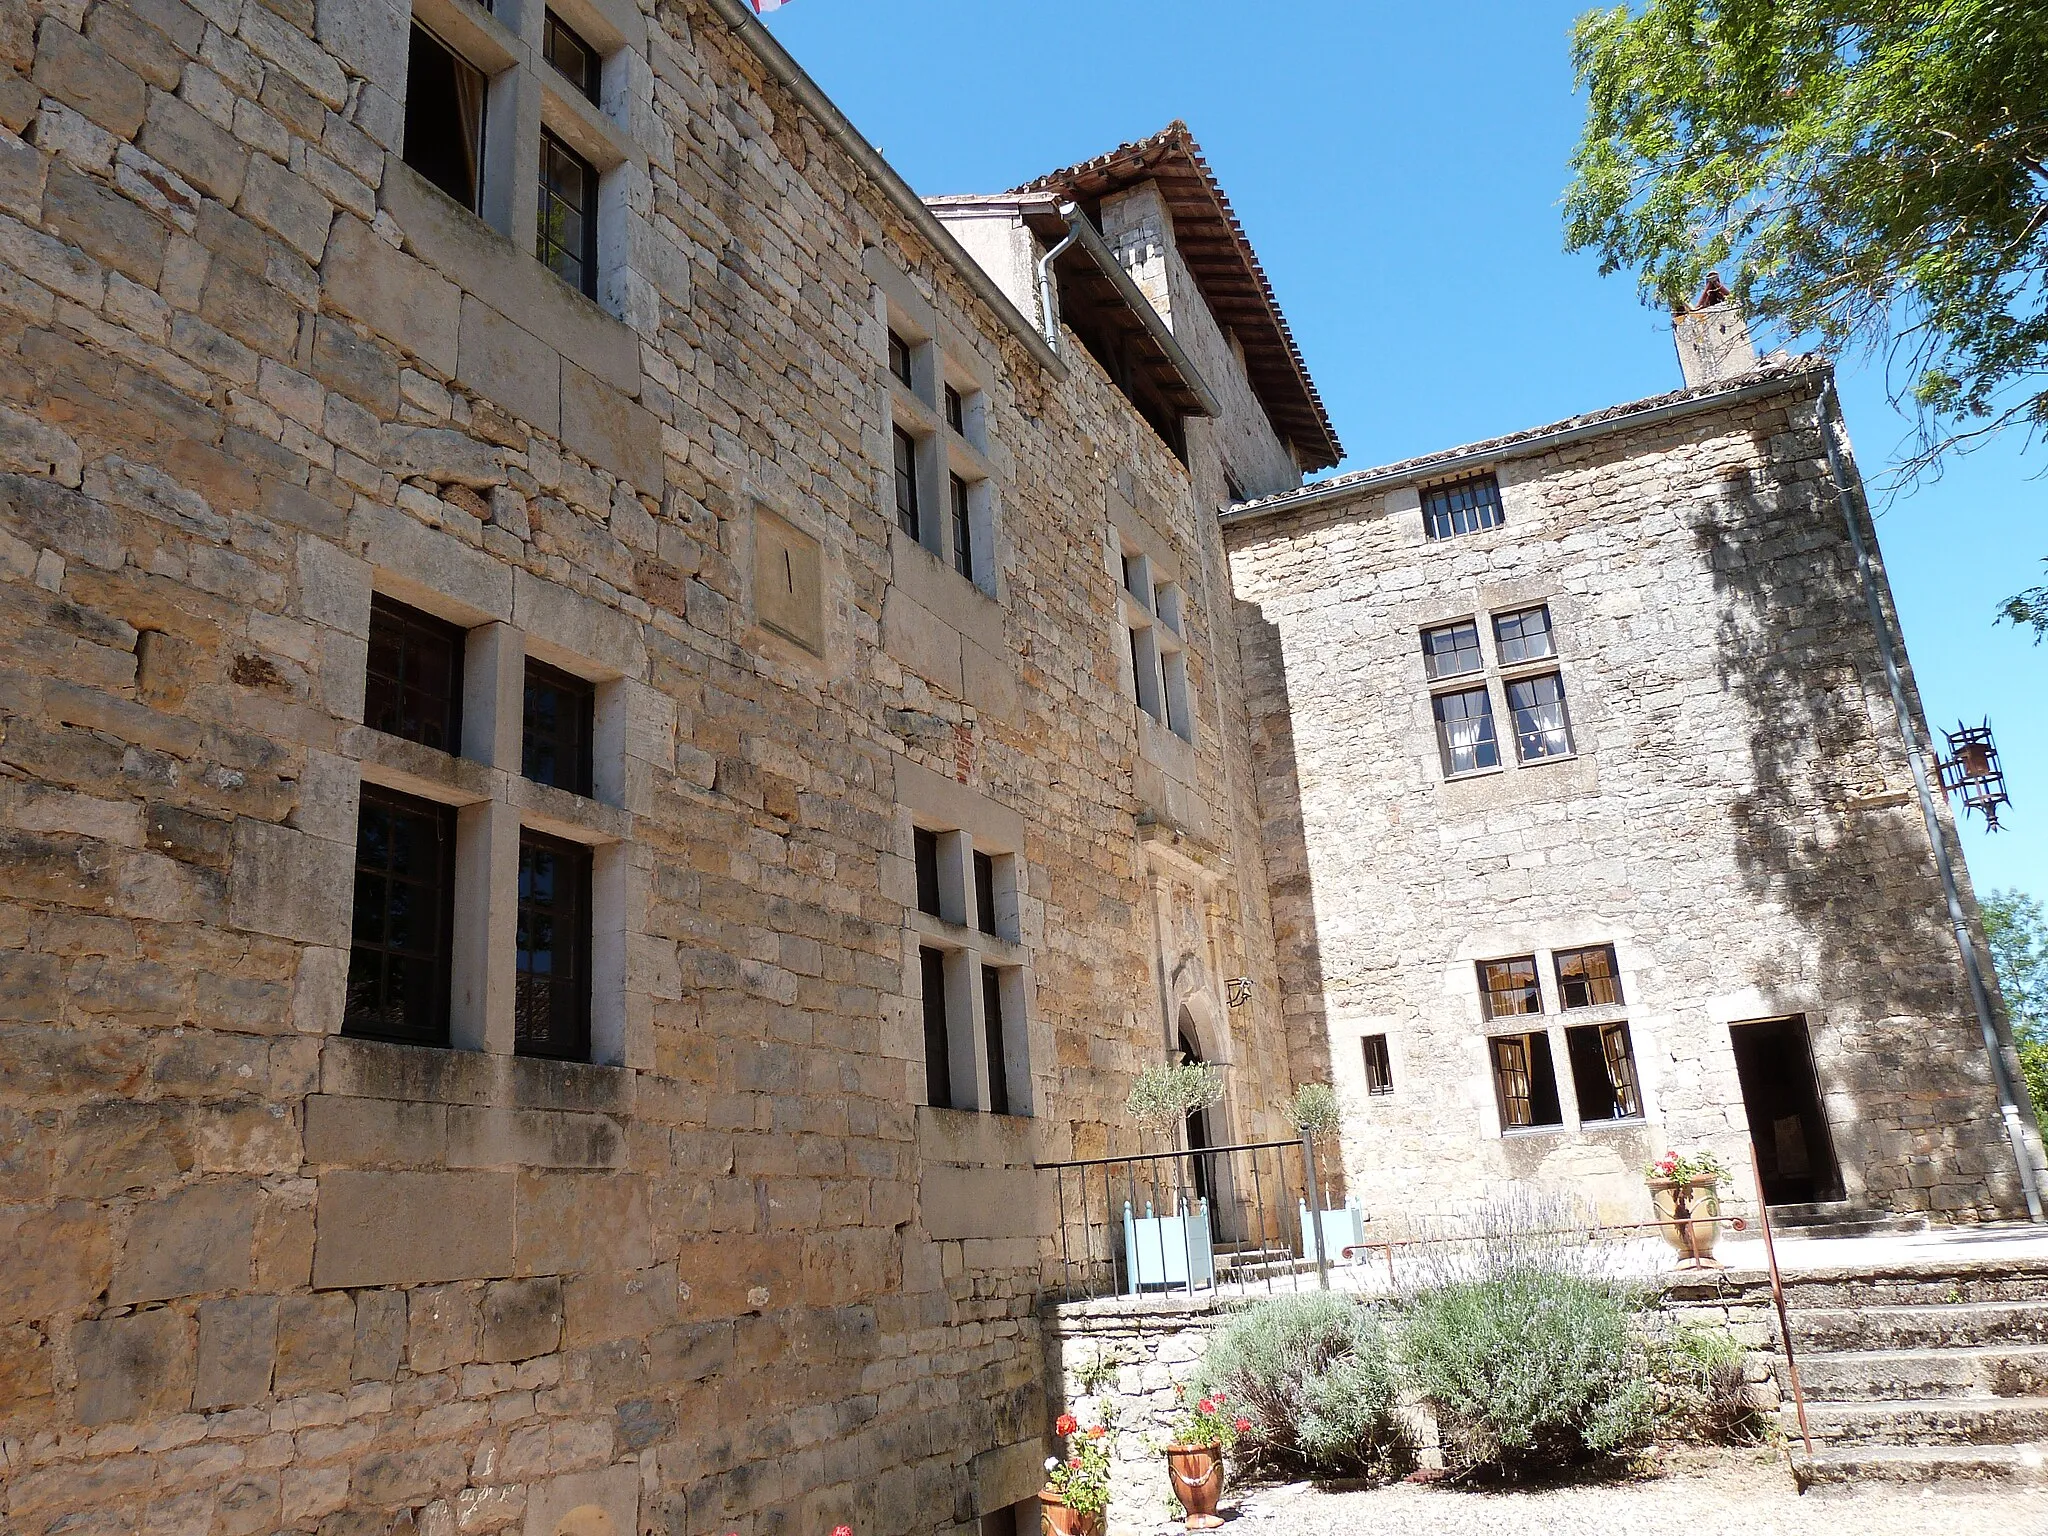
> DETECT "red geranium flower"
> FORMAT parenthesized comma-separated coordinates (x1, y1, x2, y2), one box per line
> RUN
(1055, 1412, 1078, 1436)
(1197, 1398, 1215, 1414)
(832, 1528, 852, 1536)
(1088, 1425, 1106, 1439)
(1212, 1391, 1226, 1403)
(1068, 1457, 1081, 1470)
(1234, 1418, 1252, 1434)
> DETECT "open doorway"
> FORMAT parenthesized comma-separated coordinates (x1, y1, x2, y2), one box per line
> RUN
(1730, 1016, 1842, 1205)
(1179, 1014, 1225, 1239)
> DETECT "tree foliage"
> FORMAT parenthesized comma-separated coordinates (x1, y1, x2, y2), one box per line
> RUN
(1983, 888, 2048, 1112)
(1564, 1, 2048, 495)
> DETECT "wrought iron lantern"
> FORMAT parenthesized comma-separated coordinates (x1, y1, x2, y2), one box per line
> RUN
(1936, 720, 2011, 831)
(1224, 976, 1255, 1009)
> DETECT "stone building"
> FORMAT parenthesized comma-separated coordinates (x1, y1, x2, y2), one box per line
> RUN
(1224, 319, 2040, 1229)
(0, 0, 2031, 1529)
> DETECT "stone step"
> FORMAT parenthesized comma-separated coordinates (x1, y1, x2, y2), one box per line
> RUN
(1786, 1342, 2048, 1400)
(1790, 1299, 2048, 1352)
(1799, 1440, 2048, 1486)
(1786, 1393, 2048, 1446)
(1767, 1201, 1931, 1240)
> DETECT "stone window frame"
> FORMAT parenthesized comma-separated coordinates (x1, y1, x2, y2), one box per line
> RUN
(868, 251, 1003, 598)
(896, 762, 1034, 1120)
(1108, 525, 1195, 745)
(398, 0, 651, 323)
(1422, 597, 1577, 782)
(1471, 941, 1647, 1138)
(327, 560, 659, 1075)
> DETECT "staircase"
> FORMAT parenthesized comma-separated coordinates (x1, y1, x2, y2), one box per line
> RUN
(1753, 1257, 2048, 1485)
(1766, 1200, 1931, 1241)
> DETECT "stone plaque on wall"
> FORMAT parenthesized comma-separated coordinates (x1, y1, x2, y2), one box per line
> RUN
(754, 505, 825, 655)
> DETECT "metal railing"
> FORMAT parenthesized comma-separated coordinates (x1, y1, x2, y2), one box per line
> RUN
(1038, 1134, 1346, 1301)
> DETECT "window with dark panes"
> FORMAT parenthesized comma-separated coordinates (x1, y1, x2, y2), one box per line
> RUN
(515, 831, 591, 1061)
(888, 331, 914, 388)
(1421, 619, 1482, 680)
(522, 659, 594, 796)
(1506, 673, 1573, 761)
(404, 24, 487, 213)
(912, 826, 941, 918)
(538, 128, 599, 298)
(1493, 605, 1556, 666)
(1478, 955, 1541, 1019)
(892, 427, 920, 539)
(1422, 474, 1504, 540)
(982, 965, 1009, 1115)
(920, 946, 952, 1109)
(944, 384, 964, 433)
(1567, 1021, 1642, 1122)
(973, 850, 996, 936)
(345, 786, 456, 1045)
(1432, 685, 1499, 776)
(366, 595, 465, 752)
(1128, 629, 1156, 721)
(1491, 1031, 1562, 1128)
(1121, 553, 1145, 601)
(950, 473, 973, 580)
(1555, 944, 1622, 1009)
(1362, 1033, 1393, 1096)
(542, 9, 601, 102)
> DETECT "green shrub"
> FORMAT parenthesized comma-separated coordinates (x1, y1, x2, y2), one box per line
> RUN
(1191, 1293, 1406, 1479)
(1652, 1323, 1765, 1444)
(1399, 1267, 1654, 1479)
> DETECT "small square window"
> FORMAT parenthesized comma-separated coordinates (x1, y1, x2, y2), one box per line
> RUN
(888, 331, 914, 388)
(1432, 685, 1499, 776)
(1422, 474, 1504, 540)
(538, 129, 599, 299)
(1491, 1030, 1563, 1129)
(950, 473, 973, 580)
(345, 786, 457, 1045)
(1555, 944, 1622, 1009)
(542, 9, 601, 103)
(522, 659, 594, 797)
(1567, 1021, 1642, 1122)
(404, 24, 487, 214)
(366, 595, 465, 753)
(982, 964, 1010, 1116)
(920, 946, 952, 1109)
(1421, 620, 1482, 680)
(1494, 605, 1556, 666)
(1362, 1034, 1393, 1096)
(912, 826, 941, 918)
(892, 426, 920, 540)
(944, 384, 965, 434)
(1506, 672, 1573, 761)
(515, 831, 592, 1061)
(973, 849, 997, 936)
(1478, 956, 1541, 1019)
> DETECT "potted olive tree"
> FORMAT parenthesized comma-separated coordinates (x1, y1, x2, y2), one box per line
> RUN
(1289, 1082, 1363, 1264)
(1122, 1058, 1226, 1293)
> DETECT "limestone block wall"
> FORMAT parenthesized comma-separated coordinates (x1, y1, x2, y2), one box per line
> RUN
(1226, 372, 2032, 1226)
(0, 1, 1304, 1533)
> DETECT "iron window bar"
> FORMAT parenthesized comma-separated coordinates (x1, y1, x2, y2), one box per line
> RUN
(1422, 474, 1504, 540)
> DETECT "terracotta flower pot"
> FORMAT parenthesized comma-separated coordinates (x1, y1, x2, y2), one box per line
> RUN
(1649, 1176, 1723, 1268)
(1037, 1488, 1104, 1536)
(1165, 1444, 1224, 1530)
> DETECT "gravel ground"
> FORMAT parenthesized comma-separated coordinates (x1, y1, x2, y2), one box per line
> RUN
(1202, 1449, 2048, 1535)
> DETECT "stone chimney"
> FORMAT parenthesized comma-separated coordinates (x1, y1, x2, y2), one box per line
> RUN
(1673, 272, 1758, 388)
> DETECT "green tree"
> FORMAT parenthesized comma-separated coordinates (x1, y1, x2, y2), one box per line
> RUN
(1562, 2, 2048, 629)
(1982, 889, 2048, 1114)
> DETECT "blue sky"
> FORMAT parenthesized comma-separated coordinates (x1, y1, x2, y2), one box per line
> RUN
(763, 0, 2045, 901)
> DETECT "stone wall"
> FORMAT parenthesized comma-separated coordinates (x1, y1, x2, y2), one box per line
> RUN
(0, 0, 1309, 1532)
(1225, 371, 2035, 1226)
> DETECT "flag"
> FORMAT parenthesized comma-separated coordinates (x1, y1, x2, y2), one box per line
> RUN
(749, 0, 788, 11)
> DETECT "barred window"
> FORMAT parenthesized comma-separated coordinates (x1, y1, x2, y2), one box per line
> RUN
(542, 10, 601, 102)
(892, 426, 920, 539)
(366, 595, 465, 753)
(1362, 1034, 1393, 1096)
(1422, 619, 1482, 680)
(1478, 955, 1541, 1019)
(1507, 672, 1573, 761)
(522, 659, 594, 797)
(1432, 686, 1499, 776)
(515, 832, 591, 1061)
(1494, 605, 1556, 665)
(1567, 1022, 1642, 1121)
(1422, 474, 1504, 540)
(345, 787, 456, 1046)
(1555, 944, 1622, 1009)
(1491, 1031, 1563, 1129)
(537, 129, 598, 298)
